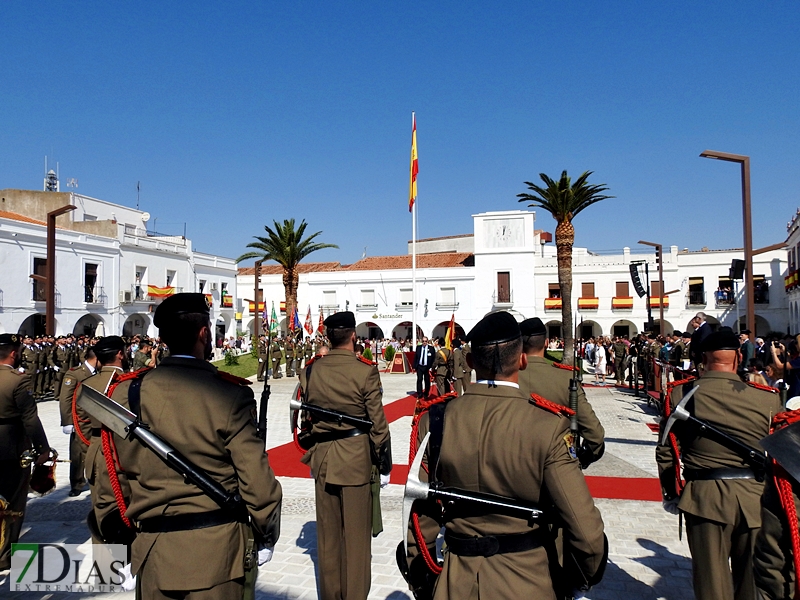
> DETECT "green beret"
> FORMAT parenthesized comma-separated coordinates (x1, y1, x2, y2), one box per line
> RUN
(154, 293, 211, 328)
(0, 333, 21, 346)
(324, 311, 356, 329)
(520, 317, 546, 337)
(466, 311, 520, 346)
(702, 327, 741, 353)
(92, 336, 125, 355)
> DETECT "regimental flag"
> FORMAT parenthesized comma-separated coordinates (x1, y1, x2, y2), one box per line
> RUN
(290, 307, 302, 332)
(148, 285, 176, 298)
(269, 302, 278, 334)
(445, 313, 456, 350)
(304, 306, 313, 335)
(318, 312, 325, 334)
(408, 113, 418, 212)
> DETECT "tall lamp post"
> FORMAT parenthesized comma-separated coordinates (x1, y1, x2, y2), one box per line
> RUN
(30, 204, 76, 336)
(638, 240, 664, 334)
(253, 259, 263, 336)
(699, 150, 754, 341)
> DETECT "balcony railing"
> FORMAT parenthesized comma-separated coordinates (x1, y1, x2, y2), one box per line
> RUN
(319, 304, 340, 317)
(436, 302, 459, 311)
(754, 285, 769, 305)
(577, 297, 599, 310)
(649, 297, 669, 308)
(714, 290, 735, 307)
(544, 297, 562, 310)
(687, 291, 706, 306)
(395, 302, 413, 311)
(611, 297, 634, 309)
(123, 285, 184, 304)
(492, 291, 513, 307)
(84, 285, 106, 305)
(356, 303, 379, 311)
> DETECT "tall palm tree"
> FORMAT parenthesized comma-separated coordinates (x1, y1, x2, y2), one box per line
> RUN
(518, 171, 613, 365)
(237, 219, 338, 330)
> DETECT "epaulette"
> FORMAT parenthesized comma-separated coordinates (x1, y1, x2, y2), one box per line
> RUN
(356, 355, 375, 366)
(552, 362, 575, 372)
(747, 380, 779, 394)
(217, 370, 253, 386)
(529, 393, 575, 417)
(772, 409, 800, 431)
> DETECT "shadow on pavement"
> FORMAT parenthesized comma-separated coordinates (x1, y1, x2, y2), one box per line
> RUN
(297, 520, 319, 583)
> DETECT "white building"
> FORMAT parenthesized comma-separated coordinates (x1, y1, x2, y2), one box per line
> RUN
(785, 209, 800, 334)
(0, 188, 238, 340)
(237, 210, 789, 340)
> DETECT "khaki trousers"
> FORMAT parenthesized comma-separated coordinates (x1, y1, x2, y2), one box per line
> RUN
(315, 473, 372, 600)
(685, 512, 757, 600)
(136, 563, 244, 600)
(0, 460, 31, 570)
(69, 432, 88, 491)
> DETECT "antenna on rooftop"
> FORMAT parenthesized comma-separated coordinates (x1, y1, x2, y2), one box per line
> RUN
(43, 156, 59, 192)
(66, 178, 78, 189)
(137, 181, 140, 210)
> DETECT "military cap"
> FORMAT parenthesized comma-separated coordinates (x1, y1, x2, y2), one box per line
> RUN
(681, 331, 691, 339)
(324, 311, 356, 329)
(672, 330, 682, 338)
(93, 336, 125, 355)
(701, 327, 740, 353)
(154, 292, 211, 328)
(742, 329, 752, 335)
(0, 333, 21, 346)
(519, 317, 547, 337)
(466, 311, 520, 346)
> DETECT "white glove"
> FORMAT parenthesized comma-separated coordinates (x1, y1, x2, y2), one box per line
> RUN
(62, 425, 74, 435)
(662, 498, 680, 515)
(380, 473, 390, 488)
(257, 545, 274, 565)
(119, 563, 137, 591)
(18, 367, 25, 373)
(258, 358, 263, 363)
(53, 366, 60, 372)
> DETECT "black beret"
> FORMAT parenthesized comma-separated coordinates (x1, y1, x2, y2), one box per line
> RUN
(0, 333, 21, 346)
(93, 336, 125, 355)
(682, 331, 691, 339)
(702, 327, 741, 353)
(154, 293, 211, 328)
(466, 311, 520, 346)
(672, 330, 682, 338)
(742, 329, 751, 335)
(324, 311, 356, 329)
(520, 317, 547, 337)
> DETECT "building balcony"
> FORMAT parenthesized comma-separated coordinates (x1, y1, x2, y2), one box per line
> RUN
(786, 271, 798, 292)
(714, 291, 735, 307)
(649, 297, 669, 308)
(544, 297, 562, 311)
(611, 297, 634, 310)
(577, 297, 599, 310)
(436, 302, 460, 311)
(221, 294, 233, 308)
(395, 302, 414, 312)
(492, 291, 513, 309)
(754, 287, 769, 305)
(122, 285, 183, 304)
(247, 301, 267, 314)
(319, 304, 340, 317)
(84, 285, 106, 305)
(687, 291, 706, 307)
(356, 303, 378, 312)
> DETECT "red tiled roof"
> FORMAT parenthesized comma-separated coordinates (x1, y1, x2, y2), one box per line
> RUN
(238, 262, 341, 276)
(0, 210, 47, 227)
(340, 253, 474, 271)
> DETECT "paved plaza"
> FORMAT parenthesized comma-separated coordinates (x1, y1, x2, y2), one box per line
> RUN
(9, 371, 695, 599)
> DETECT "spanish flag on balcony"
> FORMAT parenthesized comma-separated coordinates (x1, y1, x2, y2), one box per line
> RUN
(544, 298, 562, 310)
(147, 285, 176, 298)
(204, 293, 213, 307)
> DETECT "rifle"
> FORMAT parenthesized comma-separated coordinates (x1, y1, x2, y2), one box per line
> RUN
(568, 321, 581, 458)
(257, 329, 271, 442)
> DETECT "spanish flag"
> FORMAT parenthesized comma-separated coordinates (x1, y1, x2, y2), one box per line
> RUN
(445, 313, 456, 350)
(409, 113, 418, 212)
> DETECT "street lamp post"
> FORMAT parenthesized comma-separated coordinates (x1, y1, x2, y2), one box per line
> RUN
(638, 240, 664, 335)
(700, 150, 754, 341)
(30, 204, 76, 336)
(254, 259, 263, 336)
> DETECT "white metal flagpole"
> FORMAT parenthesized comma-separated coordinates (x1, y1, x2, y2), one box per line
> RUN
(411, 111, 417, 350)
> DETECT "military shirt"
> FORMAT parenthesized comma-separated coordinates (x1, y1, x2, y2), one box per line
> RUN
(0, 364, 48, 461)
(58, 362, 95, 427)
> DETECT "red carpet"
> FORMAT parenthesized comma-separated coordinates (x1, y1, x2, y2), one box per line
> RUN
(646, 423, 660, 433)
(270, 390, 664, 501)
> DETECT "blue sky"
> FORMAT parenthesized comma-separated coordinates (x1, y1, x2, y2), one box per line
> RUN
(1, 1, 798, 264)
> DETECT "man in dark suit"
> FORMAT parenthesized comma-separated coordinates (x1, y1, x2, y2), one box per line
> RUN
(413, 336, 434, 399)
(690, 312, 712, 371)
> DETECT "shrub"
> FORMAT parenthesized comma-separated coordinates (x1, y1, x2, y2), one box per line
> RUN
(362, 348, 373, 361)
(224, 349, 239, 366)
(384, 346, 396, 363)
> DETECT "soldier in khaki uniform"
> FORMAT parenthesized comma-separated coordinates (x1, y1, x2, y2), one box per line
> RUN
(270, 338, 283, 378)
(300, 311, 391, 600)
(132, 339, 156, 371)
(0, 333, 51, 571)
(518, 318, 605, 467)
(256, 335, 268, 381)
(410, 312, 607, 599)
(431, 338, 452, 396)
(452, 339, 471, 395)
(284, 338, 296, 377)
(79, 336, 131, 543)
(58, 348, 99, 496)
(110, 294, 282, 599)
(656, 328, 781, 600)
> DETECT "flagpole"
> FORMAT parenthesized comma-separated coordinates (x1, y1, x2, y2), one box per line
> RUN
(411, 111, 417, 350)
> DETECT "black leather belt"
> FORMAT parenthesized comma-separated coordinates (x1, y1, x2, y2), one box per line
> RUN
(138, 509, 245, 533)
(311, 428, 365, 444)
(0, 417, 22, 425)
(444, 529, 544, 557)
(684, 467, 759, 481)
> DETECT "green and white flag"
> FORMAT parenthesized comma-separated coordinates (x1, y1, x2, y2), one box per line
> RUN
(269, 302, 279, 333)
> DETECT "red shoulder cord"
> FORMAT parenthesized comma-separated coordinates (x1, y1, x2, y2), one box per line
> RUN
(406, 393, 455, 577)
(771, 409, 800, 599)
(552, 362, 575, 372)
(663, 377, 696, 496)
(100, 370, 146, 530)
(293, 380, 308, 455)
(71, 382, 92, 446)
(529, 393, 575, 417)
(748, 380, 780, 394)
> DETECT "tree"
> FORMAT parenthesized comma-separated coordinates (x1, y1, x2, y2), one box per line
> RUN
(237, 219, 338, 331)
(518, 171, 613, 365)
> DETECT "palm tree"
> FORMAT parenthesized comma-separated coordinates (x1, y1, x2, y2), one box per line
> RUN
(237, 219, 338, 330)
(518, 171, 613, 365)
